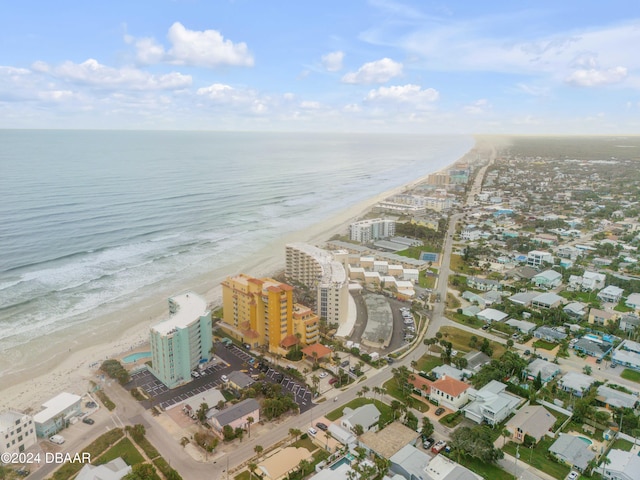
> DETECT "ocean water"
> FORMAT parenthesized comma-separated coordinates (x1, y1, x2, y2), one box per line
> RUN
(0, 130, 473, 355)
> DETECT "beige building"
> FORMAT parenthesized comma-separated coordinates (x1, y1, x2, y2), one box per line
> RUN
(1, 410, 37, 455)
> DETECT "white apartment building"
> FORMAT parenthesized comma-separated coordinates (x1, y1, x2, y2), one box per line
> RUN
(527, 250, 554, 268)
(349, 218, 395, 243)
(1, 410, 37, 454)
(285, 243, 349, 327)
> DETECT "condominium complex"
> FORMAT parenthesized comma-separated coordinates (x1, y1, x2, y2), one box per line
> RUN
(1, 410, 36, 454)
(285, 243, 349, 327)
(149, 292, 212, 389)
(221, 274, 318, 354)
(349, 218, 395, 243)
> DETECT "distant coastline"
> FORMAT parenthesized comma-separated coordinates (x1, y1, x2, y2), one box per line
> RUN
(0, 133, 478, 411)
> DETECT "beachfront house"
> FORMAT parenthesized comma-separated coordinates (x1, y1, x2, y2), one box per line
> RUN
(34, 392, 82, 437)
(549, 434, 596, 473)
(597, 285, 624, 304)
(531, 292, 564, 309)
(462, 380, 520, 426)
(527, 250, 554, 268)
(532, 270, 562, 289)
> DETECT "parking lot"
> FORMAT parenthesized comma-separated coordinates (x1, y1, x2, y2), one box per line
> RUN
(129, 341, 315, 413)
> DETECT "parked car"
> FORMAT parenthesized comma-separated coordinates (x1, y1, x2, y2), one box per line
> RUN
(340, 360, 349, 367)
(328, 377, 338, 385)
(422, 437, 434, 449)
(319, 372, 328, 378)
(49, 435, 65, 445)
(316, 422, 328, 431)
(82, 417, 95, 425)
(435, 407, 445, 416)
(221, 375, 228, 382)
(431, 440, 446, 454)
(308, 427, 317, 436)
(524, 349, 531, 355)
(243, 343, 251, 350)
(567, 471, 579, 480)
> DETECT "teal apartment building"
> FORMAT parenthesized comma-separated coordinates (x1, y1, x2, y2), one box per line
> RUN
(149, 292, 212, 389)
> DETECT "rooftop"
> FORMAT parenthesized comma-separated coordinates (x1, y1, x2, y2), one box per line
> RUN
(151, 292, 208, 335)
(33, 392, 82, 424)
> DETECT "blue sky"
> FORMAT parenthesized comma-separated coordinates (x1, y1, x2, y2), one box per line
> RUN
(1, 0, 639, 133)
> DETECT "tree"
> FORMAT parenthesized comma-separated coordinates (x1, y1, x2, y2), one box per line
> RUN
(248, 462, 258, 480)
(533, 371, 543, 390)
(361, 386, 370, 398)
(448, 425, 504, 464)
(506, 339, 514, 350)
(197, 402, 209, 423)
(128, 424, 146, 443)
(289, 428, 302, 442)
(469, 335, 478, 348)
(404, 411, 418, 431)
(583, 365, 592, 375)
(420, 417, 434, 438)
(124, 464, 161, 480)
(254, 444, 264, 457)
(353, 424, 364, 436)
(246, 416, 254, 438)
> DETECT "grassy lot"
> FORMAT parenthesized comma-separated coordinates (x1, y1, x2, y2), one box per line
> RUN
(234, 472, 251, 480)
(382, 378, 430, 413)
(559, 290, 599, 304)
(440, 326, 506, 358)
(416, 355, 443, 372)
(52, 428, 124, 480)
(614, 301, 633, 312)
(503, 438, 571, 479)
(292, 437, 317, 452)
(446, 293, 461, 309)
(532, 339, 557, 351)
(325, 398, 393, 424)
(449, 254, 480, 274)
(418, 270, 437, 289)
(445, 453, 514, 480)
(396, 246, 423, 260)
(95, 437, 145, 466)
(439, 412, 464, 427)
(611, 438, 635, 451)
(620, 368, 640, 383)
(446, 311, 484, 329)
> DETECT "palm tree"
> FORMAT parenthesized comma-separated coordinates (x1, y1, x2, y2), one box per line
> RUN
(246, 416, 254, 438)
(289, 428, 302, 443)
(298, 459, 311, 476)
(254, 444, 263, 458)
(361, 386, 370, 398)
(248, 462, 258, 480)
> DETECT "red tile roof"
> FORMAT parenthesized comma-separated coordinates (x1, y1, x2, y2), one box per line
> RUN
(431, 376, 470, 397)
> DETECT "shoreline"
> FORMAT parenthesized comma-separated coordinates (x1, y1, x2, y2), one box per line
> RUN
(0, 141, 478, 411)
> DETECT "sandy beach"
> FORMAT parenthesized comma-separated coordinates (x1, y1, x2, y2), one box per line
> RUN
(0, 143, 477, 412)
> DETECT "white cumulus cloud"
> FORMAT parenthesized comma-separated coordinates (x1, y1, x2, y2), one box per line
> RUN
(300, 100, 322, 109)
(321, 51, 344, 72)
(47, 59, 192, 90)
(342, 58, 403, 84)
(365, 84, 439, 103)
(129, 22, 254, 68)
(565, 66, 628, 87)
(464, 99, 491, 115)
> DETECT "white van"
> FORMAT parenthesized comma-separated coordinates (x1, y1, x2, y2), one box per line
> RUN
(49, 435, 65, 444)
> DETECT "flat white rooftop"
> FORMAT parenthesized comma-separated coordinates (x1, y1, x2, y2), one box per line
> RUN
(152, 292, 208, 335)
(33, 392, 81, 424)
(287, 243, 347, 284)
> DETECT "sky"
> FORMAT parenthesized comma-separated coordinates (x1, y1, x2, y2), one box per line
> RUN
(1, 0, 639, 133)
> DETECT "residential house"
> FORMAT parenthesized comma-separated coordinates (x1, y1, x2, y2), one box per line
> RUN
(76, 458, 132, 480)
(389, 445, 432, 480)
(207, 398, 259, 437)
(599, 449, 640, 480)
(408, 374, 433, 399)
(0, 410, 37, 455)
(527, 250, 554, 268)
(507, 266, 539, 281)
(508, 291, 539, 307)
(533, 326, 568, 343)
(477, 308, 508, 323)
(558, 372, 596, 397)
(326, 423, 356, 448)
(619, 314, 640, 334)
(626, 293, 640, 311)
(581, 271, 606, 291)
(557, 245, 581, 260)
(422, 455, 483, 480)
(563, 302, 588, 321)
(432, 365, 465, 381)
(588, 308, 616, 326)
(463, 380, 521, 426)
(429, 376, 471, 411)
(612, 340, 640, 371)
(463, 351, 492, 373)
(341, 404, 381, 433)
(532, 270, 562, 289)
(597, 285, 624, 304)
(596, 385, 638, 410)
(467, 276, 501, 292)
(461, 305, 482, 317)
(505, 319, 537, 334)
(505, 405, 556, 444)
(461, 225, 482, 241)
(549, 434, 596, 472)
(226, 371, 255, 392)
(531, 292, 564, 309)
(573, 337, 613, 359)
(526, 358, 561, 383)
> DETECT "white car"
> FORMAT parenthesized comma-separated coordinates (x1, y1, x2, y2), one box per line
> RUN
(308, 427, 317, 436)
(221, 375, 228, 382)
(319, 372, 328, 378)
(567, 472, 579, 480)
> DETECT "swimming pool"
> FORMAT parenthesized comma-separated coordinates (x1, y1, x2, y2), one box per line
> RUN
(330, 454, 356, 471)
(577, 435, 593, 446)
(122, 352, 151, 364)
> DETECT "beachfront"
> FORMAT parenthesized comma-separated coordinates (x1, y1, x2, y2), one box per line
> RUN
(0, 140, 480, 413)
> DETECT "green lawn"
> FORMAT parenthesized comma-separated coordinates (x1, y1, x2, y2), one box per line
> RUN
(95, 437, 145, 466)
(620, 368, 640, 383)
(614, 301, 633, 312)
(416, 356, 443, 372)
(446, 311, 484, 329)
(532, 339, 557, 351)
(325, 398, 393, 424)
(503, 439, 570, 479)
(292, 437, 317, 452)
(440, 326, 506, 358)
(611, 438, 635, 451)
(418, 270, 437, 289)
(439, 412, 464, 427)
(446, 453, 515, 480)
(382, 378, 430, 413)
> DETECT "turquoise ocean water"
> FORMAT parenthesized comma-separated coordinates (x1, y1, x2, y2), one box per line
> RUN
(0, 130, 473, 355)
